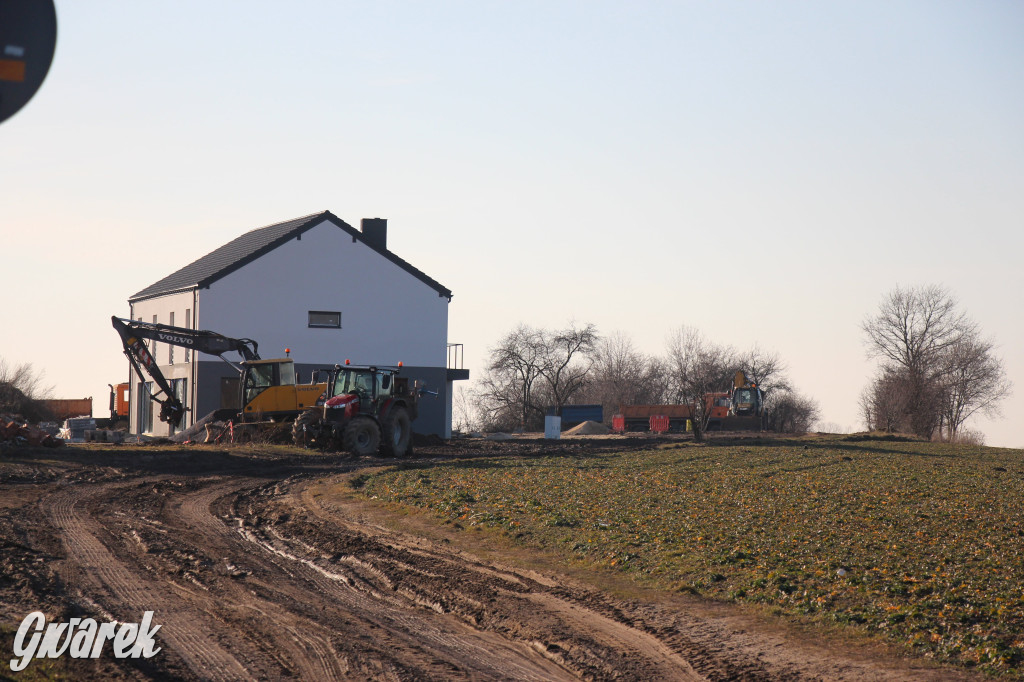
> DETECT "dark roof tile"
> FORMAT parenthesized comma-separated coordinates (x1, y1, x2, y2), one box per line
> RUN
(130, 211, 451, 301)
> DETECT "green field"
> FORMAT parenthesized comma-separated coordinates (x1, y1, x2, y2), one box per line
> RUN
(359, 435, 1024, 676)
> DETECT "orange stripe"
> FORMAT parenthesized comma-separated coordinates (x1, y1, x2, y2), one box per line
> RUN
(0, 59, 26, 82)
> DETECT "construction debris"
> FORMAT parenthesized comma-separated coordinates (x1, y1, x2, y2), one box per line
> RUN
(0, 415, 63, 448)
(59, 417, 96, 442)
(84, 429, 125, 444)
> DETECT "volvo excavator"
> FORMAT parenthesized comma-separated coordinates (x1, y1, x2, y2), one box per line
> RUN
(111, 316, 326, 429)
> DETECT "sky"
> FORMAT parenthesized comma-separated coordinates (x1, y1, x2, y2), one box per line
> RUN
(2, 1, 1022, 446)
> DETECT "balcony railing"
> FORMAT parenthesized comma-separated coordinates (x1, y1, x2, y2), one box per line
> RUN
(447, 343, 464, 369)
(446, 344, 469, 381)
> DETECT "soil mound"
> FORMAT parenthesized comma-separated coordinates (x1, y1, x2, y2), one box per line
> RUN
(413, 432, 446, 447)
(564, 420, 610, 436)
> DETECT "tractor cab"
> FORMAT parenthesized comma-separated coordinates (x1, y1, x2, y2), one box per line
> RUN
(330, 365, 401, 405)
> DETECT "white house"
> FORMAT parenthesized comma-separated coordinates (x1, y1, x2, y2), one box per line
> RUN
(126, 211, 468, 438)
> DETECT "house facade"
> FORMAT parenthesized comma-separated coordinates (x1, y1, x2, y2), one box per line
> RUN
(126, 211, 468, 438)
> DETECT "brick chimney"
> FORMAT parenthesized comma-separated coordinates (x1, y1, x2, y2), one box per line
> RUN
(360, 218, 387, 251)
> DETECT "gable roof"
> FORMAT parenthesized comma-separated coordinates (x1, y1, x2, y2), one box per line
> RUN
(129, 211, 452, 302)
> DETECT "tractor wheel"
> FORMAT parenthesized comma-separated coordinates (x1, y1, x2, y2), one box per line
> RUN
(380, 406, 412, 457)
(292, 408, 325, 448)
(342, 416, 381, 457)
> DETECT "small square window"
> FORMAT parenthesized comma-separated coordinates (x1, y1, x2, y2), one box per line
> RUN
(308, 311, 341, 328)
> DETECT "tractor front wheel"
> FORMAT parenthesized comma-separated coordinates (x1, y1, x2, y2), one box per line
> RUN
(380, 406, 412, 457)
(342, 416, 381, 457)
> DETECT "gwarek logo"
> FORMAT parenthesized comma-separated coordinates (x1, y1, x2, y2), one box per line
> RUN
(10, 611, 161, 672)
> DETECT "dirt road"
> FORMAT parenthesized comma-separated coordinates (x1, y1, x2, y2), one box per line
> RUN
(0, 442, 972, 680)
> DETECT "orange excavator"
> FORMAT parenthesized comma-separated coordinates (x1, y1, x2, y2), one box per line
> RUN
(724, 370, 767, 430)
(616, 371, 768, 432)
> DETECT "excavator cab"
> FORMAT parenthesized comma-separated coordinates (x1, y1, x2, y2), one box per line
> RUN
(239, 359, 322, 419)
(723, 370, 767, 430)
(242, 361, 281, 405)
(731, 387, 762, 416)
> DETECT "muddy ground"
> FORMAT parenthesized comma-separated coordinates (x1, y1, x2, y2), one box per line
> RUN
(0, 437, 975, 680)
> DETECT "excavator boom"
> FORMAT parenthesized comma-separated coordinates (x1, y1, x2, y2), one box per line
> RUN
(112, 316, 261, 427)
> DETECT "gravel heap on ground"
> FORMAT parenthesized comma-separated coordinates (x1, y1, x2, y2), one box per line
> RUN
(564, 420, 611, 435)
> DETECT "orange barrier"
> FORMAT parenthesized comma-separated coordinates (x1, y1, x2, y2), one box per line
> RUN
(649, 415, 670, 433)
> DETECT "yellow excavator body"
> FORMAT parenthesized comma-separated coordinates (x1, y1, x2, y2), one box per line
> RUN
(240, 359, 327, 419)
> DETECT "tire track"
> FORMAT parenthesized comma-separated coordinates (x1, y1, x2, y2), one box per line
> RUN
(164, 475, 579, 679)
(173, 479, 349, 681)
(220, 488, 582, 679)
(25, 448, 972, 682)
(235, 480, 705, 680)
(46, 484, 250, 681)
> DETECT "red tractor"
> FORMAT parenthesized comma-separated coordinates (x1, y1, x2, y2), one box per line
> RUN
(292, 363, 427, 457)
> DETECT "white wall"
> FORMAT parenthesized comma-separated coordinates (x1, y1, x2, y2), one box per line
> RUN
(127, 290, 198, 435)
(129, 291, 196, 365)
(198, 219, 450, 368)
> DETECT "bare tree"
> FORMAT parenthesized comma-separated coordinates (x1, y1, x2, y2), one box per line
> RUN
(938, 334, 1010, 440)
(539, 322, 598, 414)
(580, 331, 668, 421)
(478, 325, 547, 430)
(860, 284, 1005, 439)
(862, 284, 976, 376)
(859, 366, 912, 433)
(865, 363, 949, 436)
(0, 358, 54, 422)
(736, 346, 791, 400)
(766, 391, 820, 433)
(478, 322, 598, 431)
(665, 327, 736, 440)
(451, 385, 479, 434)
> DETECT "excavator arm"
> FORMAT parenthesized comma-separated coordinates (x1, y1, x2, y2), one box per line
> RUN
(111, 316, 261, 427)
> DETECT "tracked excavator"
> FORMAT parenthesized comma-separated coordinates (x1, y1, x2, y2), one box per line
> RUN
(111, 316, 326, 429)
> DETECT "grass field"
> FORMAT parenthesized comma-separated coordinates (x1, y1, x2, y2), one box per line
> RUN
(358, 435, 1024, 676)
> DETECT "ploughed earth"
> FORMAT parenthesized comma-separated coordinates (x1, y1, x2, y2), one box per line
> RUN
(0, 438, 975, 681)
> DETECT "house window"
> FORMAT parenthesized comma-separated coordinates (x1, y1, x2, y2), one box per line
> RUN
(308, 311, 341, 328)
(168, 312, 175, 364)
(138, 381, 154, 434)
(152, 315, 158, 364)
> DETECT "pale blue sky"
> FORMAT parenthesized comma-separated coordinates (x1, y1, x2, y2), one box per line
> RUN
(2, 1, 1022, 445)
